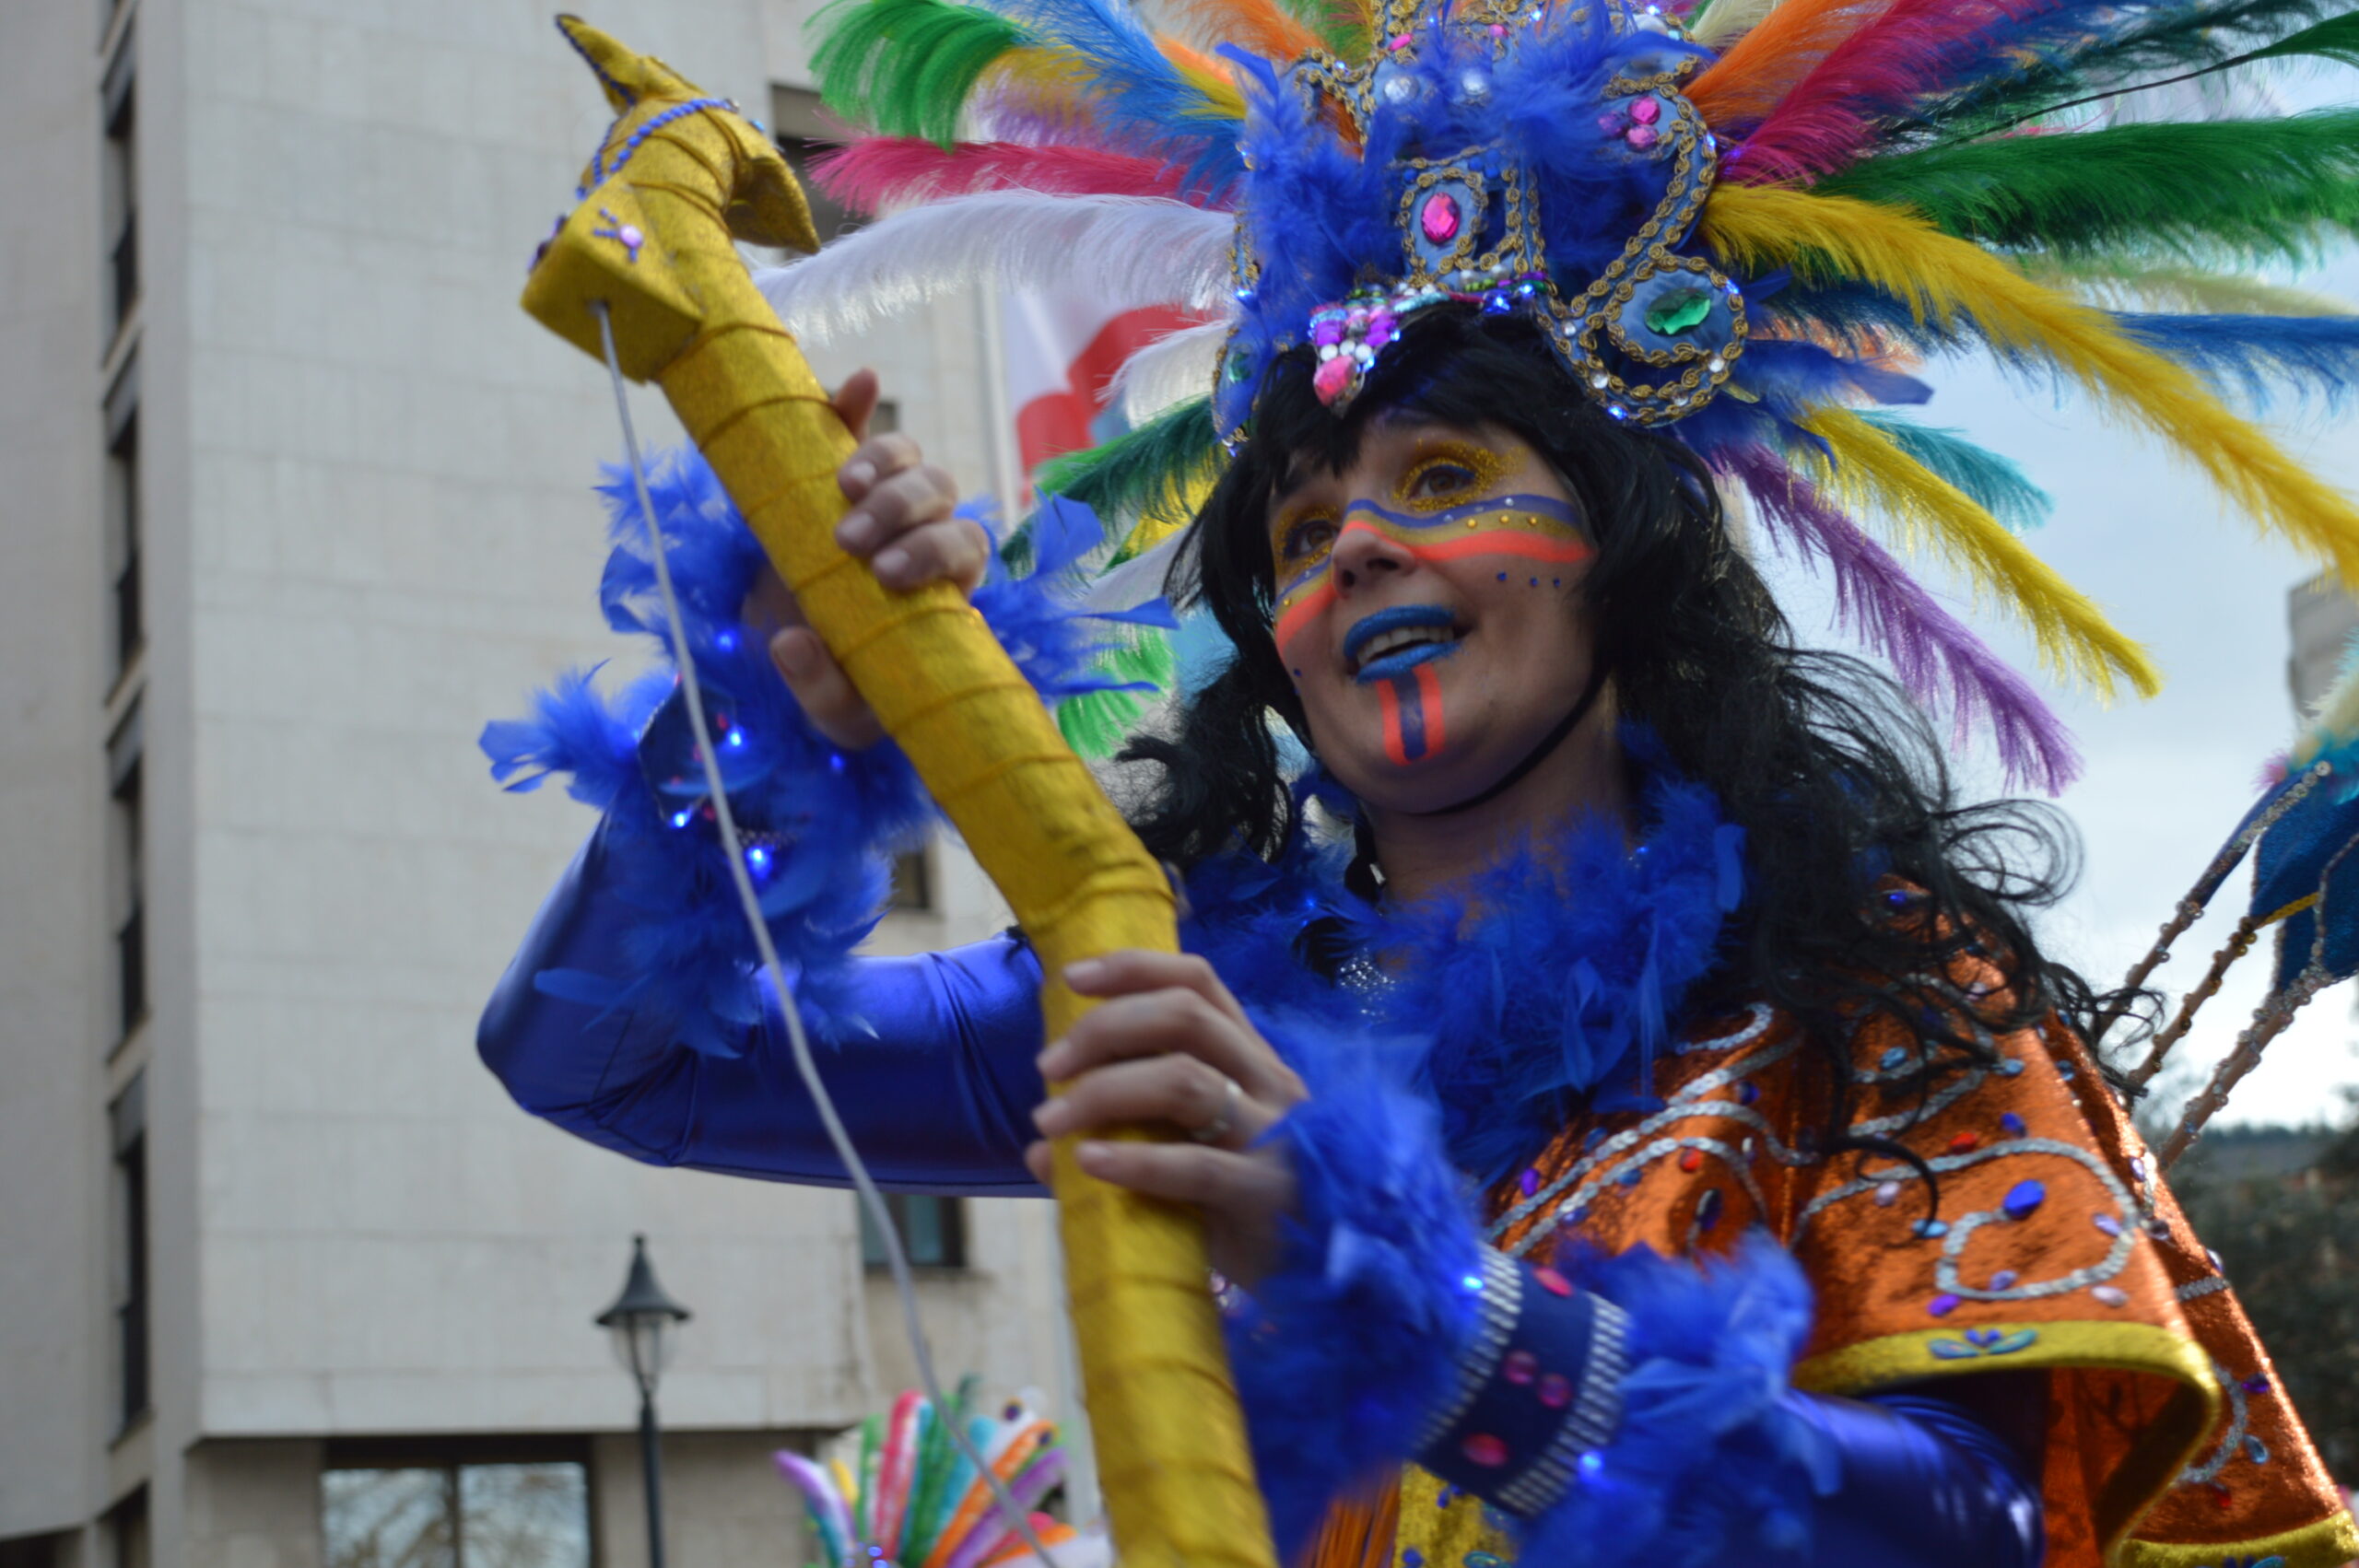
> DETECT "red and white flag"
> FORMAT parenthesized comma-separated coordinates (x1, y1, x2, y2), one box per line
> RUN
(1003, 290, 1200, 485)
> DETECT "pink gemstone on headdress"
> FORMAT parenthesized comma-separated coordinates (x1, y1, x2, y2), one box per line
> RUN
(1629, 96, 1661, 125)
(1488, 22, 1506, 35)
(1625, 124, 1659, 150)
(1597, 112, 1626, 135)
(1312, 318, 1345, 348)
(1313, 355, 1356, 404)
(1420, 192, 1462, 243)
(1389, 32, 1412, 48)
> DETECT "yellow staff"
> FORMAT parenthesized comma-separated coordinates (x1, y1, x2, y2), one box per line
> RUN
(519, 18, 1273, 1568)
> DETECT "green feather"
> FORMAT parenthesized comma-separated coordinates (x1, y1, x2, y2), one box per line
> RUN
(809, 0, 1036, 146)
(1822, 111, 2359, 265)
(1055, 631, 1175, 758)
(2243, 8, 2359, 65)
(1931, 0, 2349, 134)
(1036, 398, 1224, 561)
(1855, 412, 2052, 532)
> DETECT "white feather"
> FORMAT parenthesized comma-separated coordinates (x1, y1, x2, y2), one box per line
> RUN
(1074, 531, 1193, 614)
(1113, 319, 1230, 424)
(752, 194, 1236, 342)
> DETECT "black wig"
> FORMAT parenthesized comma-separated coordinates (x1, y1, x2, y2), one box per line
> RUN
(1120, 308, 2134, 1188)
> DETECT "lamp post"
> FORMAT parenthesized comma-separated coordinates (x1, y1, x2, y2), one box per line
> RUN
(597, 1235, 692, 1568)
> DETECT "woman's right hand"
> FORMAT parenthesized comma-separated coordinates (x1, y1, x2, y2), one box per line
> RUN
(744, 368, 992, 750)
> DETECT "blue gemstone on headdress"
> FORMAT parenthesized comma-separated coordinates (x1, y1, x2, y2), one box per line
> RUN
(2002, 1180, 2047, 1220)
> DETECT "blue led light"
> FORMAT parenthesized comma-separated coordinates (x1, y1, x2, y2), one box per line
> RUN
(716, 628, 738, 651)
(670, 809, 695, 829)
(747, 845, 772, 874)
(1461, 1272, 1484, 1292)
(725, 728, 747, 749)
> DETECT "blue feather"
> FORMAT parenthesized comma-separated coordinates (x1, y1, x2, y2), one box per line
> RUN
(1524, 1235, 1831, 1568)
(484, 446, 1142, 1049)
(1229, 1059, 1480, 1558)
(2116, 310, 2359, 413)
(1181, 733, 1740, 1188)
(980, 0, 1246, 188)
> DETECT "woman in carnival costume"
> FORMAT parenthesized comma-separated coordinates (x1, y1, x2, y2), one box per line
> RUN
(481, 0, 2359, 1563)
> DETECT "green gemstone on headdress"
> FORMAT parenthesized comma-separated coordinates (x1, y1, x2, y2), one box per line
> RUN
(1643, 287, 1713, 337)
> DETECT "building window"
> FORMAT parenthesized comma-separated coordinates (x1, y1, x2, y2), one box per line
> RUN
(111, 1075, 149, 1425)
(105, 362, 142, 673)
(106, 1490, 148, 1568)
(767, 87, 858, 248)
(888, 847, 932, 913)
(109, 709, 146, 1039)
(323, 1456, 591, 1568)
(101, 38, 136, 331)
(860, 1193, 968, 1270)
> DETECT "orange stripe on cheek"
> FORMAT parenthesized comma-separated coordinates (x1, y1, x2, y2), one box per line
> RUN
(1413, 534, 1597, 566)
(1273, 577, 1337, 661)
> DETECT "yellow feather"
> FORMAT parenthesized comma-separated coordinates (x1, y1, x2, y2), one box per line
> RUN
(1116, 470, 1219, 559)
(980, 46, 1097, 118)
(1704, 184, 2359, 593)
(1156, 36, 1250, 119)
(1798, 407, 2164, 700)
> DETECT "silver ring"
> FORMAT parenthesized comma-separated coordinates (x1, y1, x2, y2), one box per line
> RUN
(1191, 1074, 1243, 1145)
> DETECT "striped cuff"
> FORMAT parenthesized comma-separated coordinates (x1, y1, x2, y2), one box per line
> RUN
(1414, 1257, 1631, 1519)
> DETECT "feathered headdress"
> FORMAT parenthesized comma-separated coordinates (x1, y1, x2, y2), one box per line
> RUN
(756, 0, 2359, 792)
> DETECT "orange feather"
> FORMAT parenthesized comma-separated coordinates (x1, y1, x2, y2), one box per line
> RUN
(1685, 0, 1891, 130)
(1164, 0, 1322, 62)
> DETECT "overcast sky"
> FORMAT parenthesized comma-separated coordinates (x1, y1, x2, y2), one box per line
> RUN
(1753, 222, 2359, 1131)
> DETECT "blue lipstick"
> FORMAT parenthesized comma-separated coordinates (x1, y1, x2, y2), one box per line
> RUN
(1344, 604, 1461, 685)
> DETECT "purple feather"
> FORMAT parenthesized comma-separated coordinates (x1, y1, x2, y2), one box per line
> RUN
(1719, 446, 2082, 794)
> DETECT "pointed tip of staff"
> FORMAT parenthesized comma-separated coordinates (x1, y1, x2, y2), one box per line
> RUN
(553, 14, 699, 112)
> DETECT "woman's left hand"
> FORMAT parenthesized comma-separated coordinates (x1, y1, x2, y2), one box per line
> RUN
(1027, 951, 1309, 1288)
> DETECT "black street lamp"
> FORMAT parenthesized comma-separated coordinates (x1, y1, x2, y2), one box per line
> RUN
(597, 1235, 693, 1568)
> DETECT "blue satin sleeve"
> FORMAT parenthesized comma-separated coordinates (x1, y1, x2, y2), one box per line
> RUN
(1790, 1386, 2046, 1568)
(477, 819, 1053, 1195)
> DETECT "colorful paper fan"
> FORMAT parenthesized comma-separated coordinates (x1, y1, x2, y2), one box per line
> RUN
(774, 1385, 1089, 1568)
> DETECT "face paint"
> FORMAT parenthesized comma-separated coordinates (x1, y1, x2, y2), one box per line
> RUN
(1272, 492, 1593, 655)
(1376, 661, 1448, 765)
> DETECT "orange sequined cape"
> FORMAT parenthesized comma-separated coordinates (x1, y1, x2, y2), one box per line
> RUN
(1308, 963, 2355, 1568)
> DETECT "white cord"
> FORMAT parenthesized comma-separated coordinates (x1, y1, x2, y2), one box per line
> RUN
(591, 302, 1061, 1568)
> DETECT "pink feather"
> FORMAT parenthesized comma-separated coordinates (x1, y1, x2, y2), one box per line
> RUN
(812, 138, 1210, 215)
(1728, 0, 2034, 184)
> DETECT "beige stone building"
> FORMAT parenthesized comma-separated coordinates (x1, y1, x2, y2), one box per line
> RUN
(0, 7, 1075, 1568)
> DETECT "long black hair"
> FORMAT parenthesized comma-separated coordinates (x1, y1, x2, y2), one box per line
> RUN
(1120, 308, 2131, 1180)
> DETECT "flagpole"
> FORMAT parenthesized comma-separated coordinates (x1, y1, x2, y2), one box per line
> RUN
(974, 282, 1027, 529)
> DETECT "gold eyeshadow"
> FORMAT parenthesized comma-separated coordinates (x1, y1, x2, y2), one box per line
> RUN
(1270, 506, 1338, 568)
(1396, 440, 1514, 512)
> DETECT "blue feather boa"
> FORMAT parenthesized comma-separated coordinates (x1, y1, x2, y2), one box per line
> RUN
(480, 447, 1156, 1051)
(1184, 743, 1745, 1191)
